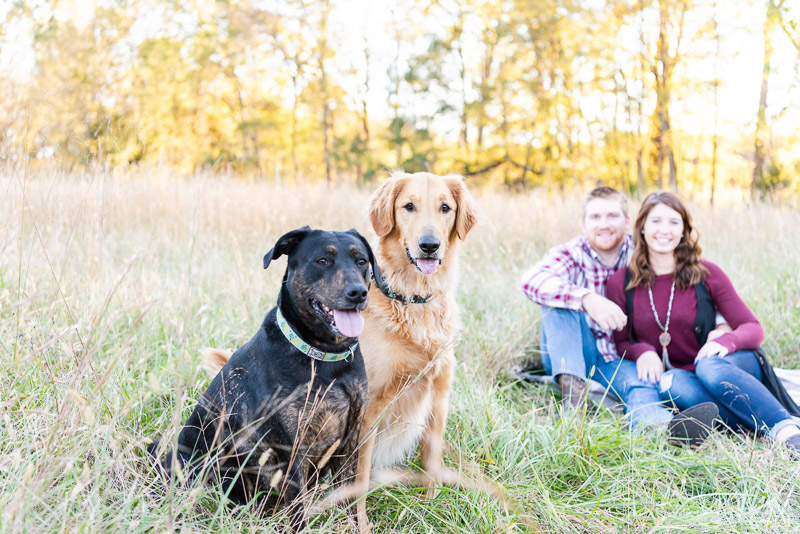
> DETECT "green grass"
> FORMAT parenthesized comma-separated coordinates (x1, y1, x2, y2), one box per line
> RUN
(1, 167, 799, 533)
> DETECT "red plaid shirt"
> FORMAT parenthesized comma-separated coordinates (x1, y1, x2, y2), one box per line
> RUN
(520, 234, 633, 363)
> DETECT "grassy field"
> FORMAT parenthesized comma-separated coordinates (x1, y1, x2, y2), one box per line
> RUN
(1, 167, 799, 533)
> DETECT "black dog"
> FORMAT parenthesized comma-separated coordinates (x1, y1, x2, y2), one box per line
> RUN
(149, 227, 380, 531)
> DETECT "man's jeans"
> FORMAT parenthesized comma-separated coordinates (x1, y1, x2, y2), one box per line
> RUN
(659, 350, 799, 439)
(540, 307, 673, 429)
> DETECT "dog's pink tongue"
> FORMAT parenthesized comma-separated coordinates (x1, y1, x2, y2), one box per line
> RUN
(333, 309, 364, 338)
(416, 258, 439, 275)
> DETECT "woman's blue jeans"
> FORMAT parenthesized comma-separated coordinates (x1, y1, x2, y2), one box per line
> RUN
(540, 307, 673, 429)
(658, 350, 798, 439)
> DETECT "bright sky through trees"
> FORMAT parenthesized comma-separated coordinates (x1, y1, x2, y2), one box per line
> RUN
(1, 0, 799, 201)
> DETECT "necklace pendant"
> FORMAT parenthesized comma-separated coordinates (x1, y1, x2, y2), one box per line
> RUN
(659, 331, 671, 348)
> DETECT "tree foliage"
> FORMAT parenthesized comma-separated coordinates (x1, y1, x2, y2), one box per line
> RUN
(1, 0, 799, 197)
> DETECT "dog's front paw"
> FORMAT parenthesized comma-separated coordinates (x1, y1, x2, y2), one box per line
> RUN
(425, 485, 441, 499)
(356, 506, 372, 534)
(423, 471, 441, 499)
(354, 519, 373, 534)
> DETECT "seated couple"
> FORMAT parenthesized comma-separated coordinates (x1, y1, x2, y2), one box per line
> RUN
(519, 187, 800, 457)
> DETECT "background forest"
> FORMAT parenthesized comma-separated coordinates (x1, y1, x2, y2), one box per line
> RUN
(2, 0, 800, 201)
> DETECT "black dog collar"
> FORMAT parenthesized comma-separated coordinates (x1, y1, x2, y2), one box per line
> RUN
(372, 271, 431, 304)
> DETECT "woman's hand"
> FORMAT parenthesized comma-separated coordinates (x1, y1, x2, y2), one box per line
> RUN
(695, 341, 729, 364)
(636, 351, 664, 385)
(707, 324, 732, 342)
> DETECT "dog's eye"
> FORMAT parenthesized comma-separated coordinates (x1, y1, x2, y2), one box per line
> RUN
(316, 258, 330, 266)
(357, 258, 368, 267)
(440, 203, 451, 213)
(404, 202, 414, 212)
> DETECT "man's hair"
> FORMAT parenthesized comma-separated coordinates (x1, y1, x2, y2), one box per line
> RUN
(582, 186, 628, 219)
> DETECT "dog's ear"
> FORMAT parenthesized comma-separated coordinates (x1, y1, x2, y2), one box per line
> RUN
(346, 229, 382, 287)
(368, 174, 406, 238)
(263, 226, 311, 269)
(444, 175, 480, 240)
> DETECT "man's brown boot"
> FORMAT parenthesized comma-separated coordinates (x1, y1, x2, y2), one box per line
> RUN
(557, 373, 588, 410)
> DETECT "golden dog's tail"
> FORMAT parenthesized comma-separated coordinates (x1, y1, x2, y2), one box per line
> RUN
(203, 348, 232, 377)
(311, 464, 540, 532)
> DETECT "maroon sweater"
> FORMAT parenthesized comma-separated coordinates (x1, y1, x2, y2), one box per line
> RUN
(606, 260, 764, 371)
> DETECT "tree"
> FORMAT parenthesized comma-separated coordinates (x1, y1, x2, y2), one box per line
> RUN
(752, 0, 782, 200)
(652, 0, 689, 192)
(710, 1, 721, 206)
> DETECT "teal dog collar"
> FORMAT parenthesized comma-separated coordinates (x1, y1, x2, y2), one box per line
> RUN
(276, 308, 358, 362)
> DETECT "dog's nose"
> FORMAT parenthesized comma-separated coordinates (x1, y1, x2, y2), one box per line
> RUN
(418, 235, 440, 255)
(345, 283, 368, 304)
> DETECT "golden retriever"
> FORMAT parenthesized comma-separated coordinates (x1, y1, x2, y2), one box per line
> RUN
(205, 172, 517, 531)
(345, 171, 478, 528)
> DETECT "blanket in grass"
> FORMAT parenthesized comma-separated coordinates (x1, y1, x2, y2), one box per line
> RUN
(514, 366, 800, 418)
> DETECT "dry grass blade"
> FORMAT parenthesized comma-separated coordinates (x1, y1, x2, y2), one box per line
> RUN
(1, 167, 799, 533)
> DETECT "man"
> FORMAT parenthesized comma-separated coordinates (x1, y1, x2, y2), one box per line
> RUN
(519, 187, 680, 430)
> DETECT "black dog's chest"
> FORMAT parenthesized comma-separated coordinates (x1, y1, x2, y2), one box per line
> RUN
(206, 336, 366, 458)
(276, 377, 364, 456)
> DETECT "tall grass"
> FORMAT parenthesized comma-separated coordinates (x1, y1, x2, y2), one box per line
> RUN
(1, 167, 799, 533)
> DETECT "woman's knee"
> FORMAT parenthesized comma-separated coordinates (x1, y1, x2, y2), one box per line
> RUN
(695, 355, 728, 383)
(658, 370, 678, 401)
(658, 369, 702, 406)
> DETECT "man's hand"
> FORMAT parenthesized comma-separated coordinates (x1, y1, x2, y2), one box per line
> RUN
(581, 292, 627, 331)
(706, 324, 732, 342)
(695, 341, 729, 364)
(636, 351, 664, 384)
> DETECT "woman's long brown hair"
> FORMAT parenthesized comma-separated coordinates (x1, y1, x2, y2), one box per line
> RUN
(627, 191, 708, 290)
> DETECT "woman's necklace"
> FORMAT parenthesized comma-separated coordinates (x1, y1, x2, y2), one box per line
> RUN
(647, 280, 676, 370)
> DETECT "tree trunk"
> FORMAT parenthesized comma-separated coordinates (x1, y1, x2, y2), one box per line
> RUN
(291, 70, 299, 181)
(710, 2, 720, 206)
(655, 2, 669, 190)
(393, 23, 403, 168)
(753, 0, 776, 200)
(637, 148, 645, 191)
(234, 79, 250, 166)
(636, 3, 648, 192)
(668, 148, 677, 191)
(654, 0, 682, 193)
(456, 25, 468, 152)
(319, 0, 332, 184)
(357, 37, 370, 186)
(321, 83, 331, 185)
(477, 31, 494, 151)
(500, 83, 510, 186)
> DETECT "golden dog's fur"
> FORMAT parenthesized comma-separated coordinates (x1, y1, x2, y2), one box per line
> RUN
(203, 173, 537, 531)
(359, 172, 476, 453)
(345, 172, 478, 528)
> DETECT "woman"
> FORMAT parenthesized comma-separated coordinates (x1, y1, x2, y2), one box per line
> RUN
(606, 191, 800, 457)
